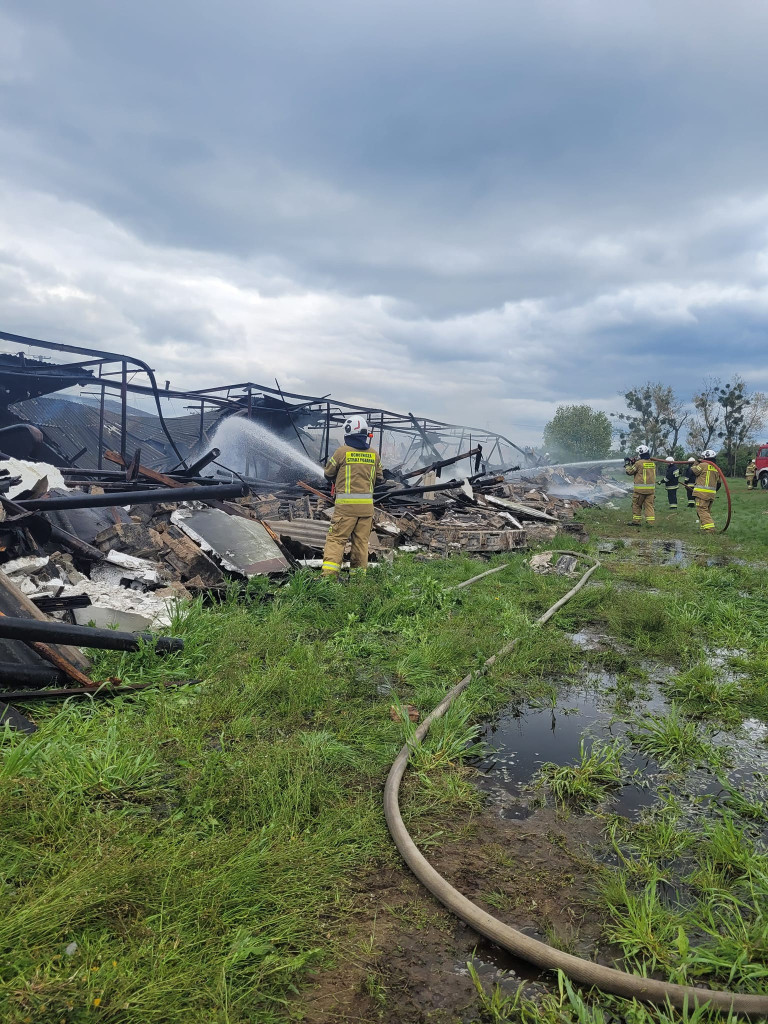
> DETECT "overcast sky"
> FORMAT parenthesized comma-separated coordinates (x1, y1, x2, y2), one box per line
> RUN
(2, 1, 768, 444)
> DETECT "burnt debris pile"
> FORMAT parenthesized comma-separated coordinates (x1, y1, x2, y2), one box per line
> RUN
(252, 458, 627, 561)
(0, 329, 628, 733)
(0, 451, 288, 733)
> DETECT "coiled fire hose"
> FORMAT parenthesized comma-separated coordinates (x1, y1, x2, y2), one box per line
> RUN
(384, 552, 767, 1016)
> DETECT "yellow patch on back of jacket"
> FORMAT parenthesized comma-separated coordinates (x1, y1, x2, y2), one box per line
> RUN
(345, 452, 376, 463)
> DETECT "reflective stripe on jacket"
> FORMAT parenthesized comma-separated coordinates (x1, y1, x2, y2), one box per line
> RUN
(626, 460, 656, 492)
(746, 461, 756, 479)
(692, 460, 719, 497)
(324, 445, 383, 508)
(664, 465, 680, 488)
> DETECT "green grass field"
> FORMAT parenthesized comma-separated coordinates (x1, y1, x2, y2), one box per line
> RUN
(1, 480, 766, 1023)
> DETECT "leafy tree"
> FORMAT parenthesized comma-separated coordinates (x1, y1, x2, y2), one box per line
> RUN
(542, 405, 613, 463)
(614, 383, 687, 456)
(714, 376, 768, 474)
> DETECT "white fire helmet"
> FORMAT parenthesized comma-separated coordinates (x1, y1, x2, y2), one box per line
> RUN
(665, 456, 675, 463)
(635, 445, 650, 456)
(702, 449, 717, 460)
(688, 457, 696, 463)
(344, 416, 371, 436)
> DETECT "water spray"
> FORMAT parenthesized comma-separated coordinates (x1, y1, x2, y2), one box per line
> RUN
(203, 416, 324, 482)
(507, 458, 626, 475)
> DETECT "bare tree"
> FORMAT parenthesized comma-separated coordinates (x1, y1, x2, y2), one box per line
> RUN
(614, 383, 684, 456)
(688, 378, 722, 453)
(715, 376, 768, 474)
(667, 396, 690, 453)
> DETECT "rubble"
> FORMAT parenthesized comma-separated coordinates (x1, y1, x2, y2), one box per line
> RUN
(170, 506, 290, 576)
(0, 457, 67, 499)
(530, 552, 580, 577)
(0, 329, 632, 729)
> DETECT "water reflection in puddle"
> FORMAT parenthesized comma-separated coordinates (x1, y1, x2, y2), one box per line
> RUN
(474, 665, 768, 826)
(474, 678, 663, 820)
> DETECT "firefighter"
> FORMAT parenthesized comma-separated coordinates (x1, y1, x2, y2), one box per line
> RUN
(746, 456, 757, 490)
(321, 416, 383, 577)
(625, 444, 656, 526)
(684, 457, 696, 507)
(691, 450, 720, 531)
(661, 455, 680, 511)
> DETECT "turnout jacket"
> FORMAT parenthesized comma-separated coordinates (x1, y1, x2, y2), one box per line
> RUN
(625, 459, 656, 491)
(691, 460, 721, 499)
(746, 460, 757, 479)
(663, 464, 680, 489)
(324, 444, 384, 512)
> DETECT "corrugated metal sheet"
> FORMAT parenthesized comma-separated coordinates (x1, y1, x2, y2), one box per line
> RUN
(172, 508, 289, 576)
(11, 398, 229, 469)
(265, 519, 329, 553)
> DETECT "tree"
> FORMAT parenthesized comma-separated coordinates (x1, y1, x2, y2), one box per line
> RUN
(715, 376, 768, 474)
(614, 383, 687, 456)
(688, 378, 723, 453)
(542, 405, 613, 463)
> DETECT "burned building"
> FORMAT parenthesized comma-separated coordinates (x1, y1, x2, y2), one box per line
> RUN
(0, 328, 526, 479)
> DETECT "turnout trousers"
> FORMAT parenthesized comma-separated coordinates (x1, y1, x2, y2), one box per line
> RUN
(666, 487, 678, 509)
(322, 506, 374, 575)
(685, 487, 695, 507)
(631, 491, 655, 524)
(695, 497, 715, 531)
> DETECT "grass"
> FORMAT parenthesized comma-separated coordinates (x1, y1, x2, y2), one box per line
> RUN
(598, 808, 768, 993)
(2, 479, 768, 1022)
(566, 485, 768, 1006)
(628, 706, 725, 770)
(0, 552, 568, 1023)
(466, 967, 744, 1024)
(536, 738, 624, 809)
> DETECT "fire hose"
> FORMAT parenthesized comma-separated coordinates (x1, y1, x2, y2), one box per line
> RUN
(649, 458, 732, 534)
(383, 552, 767, 1016)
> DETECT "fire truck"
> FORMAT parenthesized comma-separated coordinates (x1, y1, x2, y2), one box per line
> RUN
(755, 443, 768, 488)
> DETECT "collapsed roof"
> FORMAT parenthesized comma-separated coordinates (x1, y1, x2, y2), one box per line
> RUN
(0, 328, 526, 477)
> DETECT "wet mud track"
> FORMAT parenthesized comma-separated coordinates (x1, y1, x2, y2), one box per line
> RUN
(296, 806, 608, 1024)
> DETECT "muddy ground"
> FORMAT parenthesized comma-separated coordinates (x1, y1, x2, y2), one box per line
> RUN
(294, 532, 768, 1024)
(295, 804, 608, 1024)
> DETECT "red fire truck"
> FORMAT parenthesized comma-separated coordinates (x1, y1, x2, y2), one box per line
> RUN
(755, 443, 768, 488)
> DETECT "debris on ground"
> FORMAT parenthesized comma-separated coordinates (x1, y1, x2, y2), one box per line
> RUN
(529, 552, 581, 576)
(0, 344, 628, 731)
(390, 704, 420, 724)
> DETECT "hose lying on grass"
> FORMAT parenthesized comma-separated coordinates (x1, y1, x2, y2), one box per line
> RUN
(384, 551, 768, 1017)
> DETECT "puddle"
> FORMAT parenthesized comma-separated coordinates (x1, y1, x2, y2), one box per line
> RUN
(456, 939, 542, 991)
(743, 717, 768, 743)
(474, 658, 768, 828)
(605, 538, 734, 568)
(568, 627, 610, 650)
(707, 646, 747, 671)
(474, 677, 663, 820)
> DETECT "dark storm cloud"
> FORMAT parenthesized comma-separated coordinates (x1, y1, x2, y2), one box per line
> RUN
(2, 1, 768, 443)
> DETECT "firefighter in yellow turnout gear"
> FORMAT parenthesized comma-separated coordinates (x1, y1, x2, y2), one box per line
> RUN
(625, 445, 656, 525)
(321, 416, 383, 576)
(691, 450, 720, 531)
(746, 457, 757, 490)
